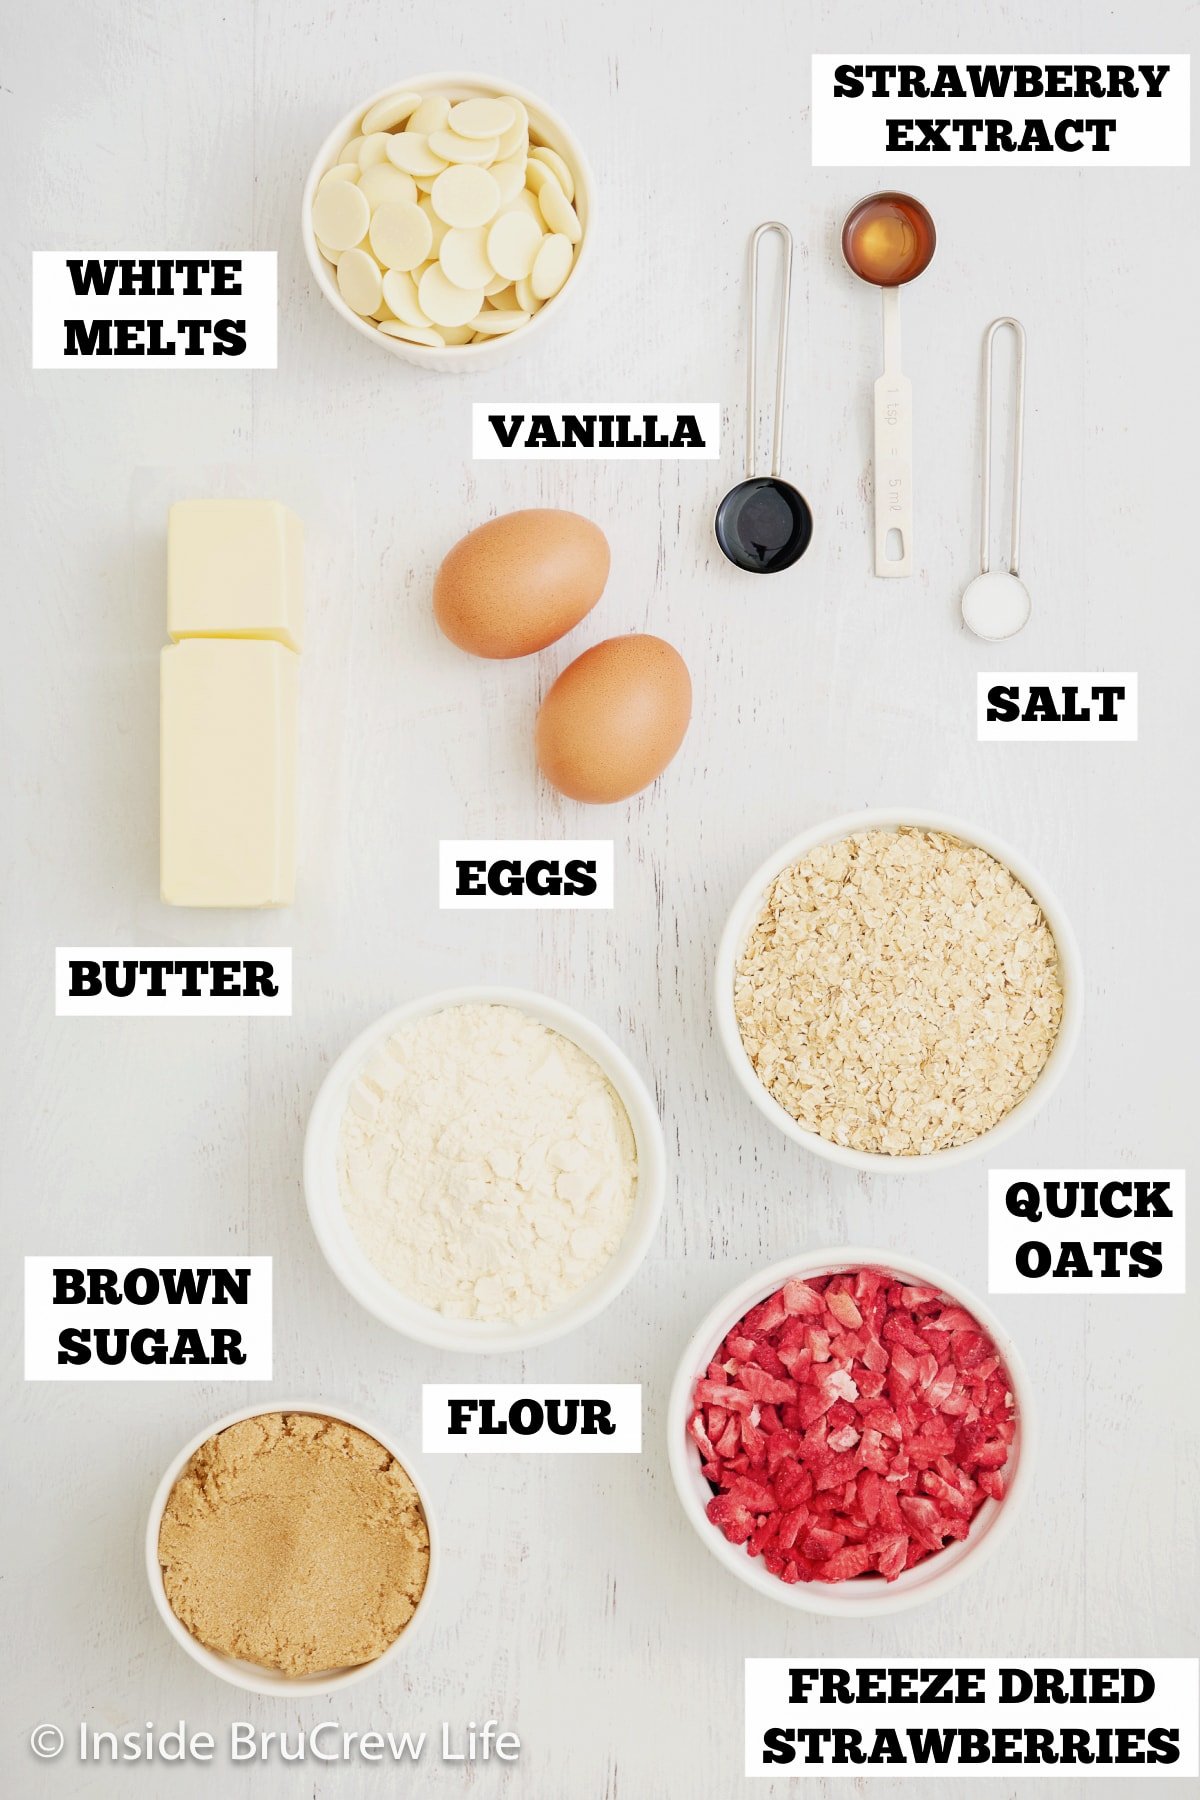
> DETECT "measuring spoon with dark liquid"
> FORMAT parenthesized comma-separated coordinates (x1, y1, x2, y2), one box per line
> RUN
(715, 222, 813, 573)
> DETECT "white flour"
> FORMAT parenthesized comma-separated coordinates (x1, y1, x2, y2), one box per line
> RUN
(338, 1002, 639, 1322)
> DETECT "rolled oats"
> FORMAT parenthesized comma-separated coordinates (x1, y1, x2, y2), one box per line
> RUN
(733, 828, 1063, 1155)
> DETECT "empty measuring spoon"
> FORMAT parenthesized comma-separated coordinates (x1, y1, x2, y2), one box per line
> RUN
(715, 221, 813, 573)
(962, 317, 1031, 640)
(841, 192, 936, 578)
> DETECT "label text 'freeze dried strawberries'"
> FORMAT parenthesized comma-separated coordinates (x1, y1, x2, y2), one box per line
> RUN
(743, 1658, 1199, 1778)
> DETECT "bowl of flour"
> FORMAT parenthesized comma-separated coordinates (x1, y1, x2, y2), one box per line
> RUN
(304, 988, 666, 1350)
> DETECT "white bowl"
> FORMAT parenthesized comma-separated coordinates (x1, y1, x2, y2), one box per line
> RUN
(715, 807, 1083, 1174)
(146, 1400, 439, 1695)
(304, 986, 665, 1352)
(668, 1249, 1033, 1617)
(301, 73, 594, 373)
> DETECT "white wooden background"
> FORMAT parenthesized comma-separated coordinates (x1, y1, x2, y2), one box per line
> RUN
(4, 1, 1198, 1794)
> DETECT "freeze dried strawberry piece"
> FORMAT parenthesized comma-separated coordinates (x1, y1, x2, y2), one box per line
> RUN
(938, 1383, 972, 1417)
(882, 1312, 930, 1353)
(782, 1279, 825, 1316)
(921, 1470, 973, 1514)
(873, 1532, 910, 1582)
(955, 1418, 1011, 1472)
(772, 1460, 812, 1509)
(899, 1494, 949, 1551)
(690, 1267, 1018, 1591)
(748, 1514, 778, 1557)
(736, 1365, 795, 1405)
(713, 1416, 740, 1459)
(801, 1525, 845, 1561)
(694, 1380, 755, 1413)
(826, 1289, 863, 1329)
(854, 1269, 887, 1304)
(798, 1415, 828, 1460)
(796, 1386, 834, 1429)
(860, 1404, 903, 1439)
(906, 1420, 957, 1469)
(818, 1452, 862, 1493)
(743, 1292, 788, 1336)
(687, 1414, 715, 1461)
(859, 1429, 890, 1473)
(756, 1343, 791, 1381)
(740, 1416, 767, 1465)
(727, 1476, 776, 1511)
(856, 1367, 888, 1401)
(950, 1330, 991, 1369)
(877, 1484, 905, 1532)
(820, 1545, 873, 1582)
(766, 1430, 802, 1475)
(773, 1505, 805, 1550)
(925, 1366, 957, 1411)
(897, 1285, 941, 1307)
(856, 1469, 883, 1524)
(924, 1306, 981, 1334)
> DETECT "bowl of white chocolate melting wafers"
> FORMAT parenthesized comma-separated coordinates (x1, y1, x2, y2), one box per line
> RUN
(302, 75, 593, 371)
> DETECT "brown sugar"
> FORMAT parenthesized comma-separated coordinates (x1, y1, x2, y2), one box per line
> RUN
(158, 1411, 430, 1676)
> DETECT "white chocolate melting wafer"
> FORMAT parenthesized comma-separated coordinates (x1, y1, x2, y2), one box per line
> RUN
(385, 132, 447, 177)
(361, 90, 422, 133)
(530, 231, 573, 299)
(337, 246, 384, 314)
(312, 179, 371, 251)
(431, 163, 500, 228)
(419, 262, 485, 326)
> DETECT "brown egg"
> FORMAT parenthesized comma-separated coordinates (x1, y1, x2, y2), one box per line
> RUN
(433, 509, 610, 659)
(535, 634, 692, 804)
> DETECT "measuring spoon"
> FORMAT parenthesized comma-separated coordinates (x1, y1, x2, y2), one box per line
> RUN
(840, 192, 936, 578)
(715, 222, 813, 573)
(962, 317, 1031, 640)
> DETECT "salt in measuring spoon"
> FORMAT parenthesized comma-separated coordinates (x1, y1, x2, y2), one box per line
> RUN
(714, 222, 813, 573)
(840, 192, 936, 579)
(962, 317, 1031, 640)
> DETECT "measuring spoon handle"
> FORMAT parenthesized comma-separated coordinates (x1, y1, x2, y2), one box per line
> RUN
(874, 288, 912, 578)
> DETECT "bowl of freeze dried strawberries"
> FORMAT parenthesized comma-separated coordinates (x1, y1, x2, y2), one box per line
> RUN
(715, 808, 1082, 1172)
(668, 1253, 1033, 1614)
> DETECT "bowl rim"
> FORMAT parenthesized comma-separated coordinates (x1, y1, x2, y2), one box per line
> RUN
(303, 985, 666, 1353)
(666, 1248, 1035, 1617)
(714, 806, 1083, 1173)
(300, 72, 595, 362)
(145, 1399, 440, 1696)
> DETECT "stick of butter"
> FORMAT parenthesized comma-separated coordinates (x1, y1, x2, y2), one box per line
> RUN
(167, 499, 303, 651)
(161, 639, 298, 907)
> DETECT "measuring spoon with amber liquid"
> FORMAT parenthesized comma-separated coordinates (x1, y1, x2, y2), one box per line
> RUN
(841, 192, 936, 578)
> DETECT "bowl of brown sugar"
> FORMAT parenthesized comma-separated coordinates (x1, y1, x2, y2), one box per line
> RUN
(147, 1404, 436, 1694)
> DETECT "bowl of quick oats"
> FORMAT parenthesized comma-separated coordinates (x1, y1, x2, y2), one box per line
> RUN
(715, 810, 1081, 1172)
